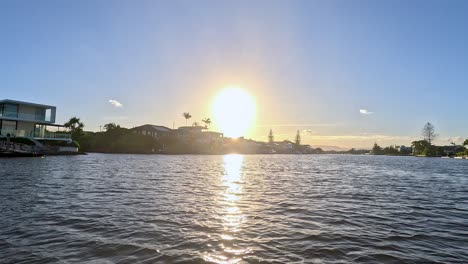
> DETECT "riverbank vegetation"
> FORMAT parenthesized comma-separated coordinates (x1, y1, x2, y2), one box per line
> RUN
(371, 123, 467, 157)
(77, 125, 161, 153)
(65, 118, 467, 156)
(457, 139, 468, 157)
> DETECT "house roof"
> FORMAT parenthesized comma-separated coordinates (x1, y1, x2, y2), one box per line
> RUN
(203, 131, 224, 136)
(132, 124, 173, 132)
(178, 126, 207, 130)
(0, 99, 56, 109)
(150, 125, 172, 132)
(442, 145, 463, 151)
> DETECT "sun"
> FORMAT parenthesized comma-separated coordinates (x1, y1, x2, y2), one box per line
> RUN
(212, 87, 256, 138)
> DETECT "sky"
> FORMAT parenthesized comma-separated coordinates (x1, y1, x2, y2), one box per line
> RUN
(1, 0, 467, 149)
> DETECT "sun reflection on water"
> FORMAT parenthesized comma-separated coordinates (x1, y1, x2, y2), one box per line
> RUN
(203, 154, 249, 264)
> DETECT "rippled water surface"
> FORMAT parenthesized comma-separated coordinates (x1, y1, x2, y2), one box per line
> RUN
(1, 154, 467, 263)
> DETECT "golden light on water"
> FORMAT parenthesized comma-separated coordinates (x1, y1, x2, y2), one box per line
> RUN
(203, 154, 249, 264)
(212, 87, 256, 138)
(221, 154, 244, 233)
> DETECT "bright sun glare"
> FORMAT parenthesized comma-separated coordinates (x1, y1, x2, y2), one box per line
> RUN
(212, 87, 256, 138)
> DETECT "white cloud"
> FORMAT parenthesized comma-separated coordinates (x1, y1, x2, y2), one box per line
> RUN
(302, 129, 318, 135)
(109, 99, 123, 108)
(359, 109, 373, 115)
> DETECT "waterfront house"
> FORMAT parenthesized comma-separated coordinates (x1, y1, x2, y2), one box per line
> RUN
(397, 145, 412, 154)
(198, 131, 224, 143)
(177, 126, 223, 142)
(176, 125, 206, 138)
(0, 99, 70, 141)
(131, 124, 173, 139)
(271, 140, 295, 153)
(224, 137, 265, 154)
(177, 126, 224, 151)
(442, 145, 464, 156)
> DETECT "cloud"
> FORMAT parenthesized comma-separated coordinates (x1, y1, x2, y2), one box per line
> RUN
(302, 129, 318, 135)
(109, 99, 123, 108)
(359, 109, 373, 115)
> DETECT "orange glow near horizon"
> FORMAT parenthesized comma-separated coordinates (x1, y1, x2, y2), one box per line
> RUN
(212, 87, 256, 138)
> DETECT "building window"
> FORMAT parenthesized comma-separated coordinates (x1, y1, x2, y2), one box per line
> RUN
(3, 104, 18, 118)
(35, 108, 46, 121)
(34, 124, 46, 138)
(0, 120, 17, 136)
(45, 109, 52, 122)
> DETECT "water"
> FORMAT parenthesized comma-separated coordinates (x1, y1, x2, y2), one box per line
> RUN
(1, 154, 467, 263)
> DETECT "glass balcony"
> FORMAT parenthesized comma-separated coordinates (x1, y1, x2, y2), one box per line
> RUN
(0, 129, 71, 139)
(0, 111, 52, 122)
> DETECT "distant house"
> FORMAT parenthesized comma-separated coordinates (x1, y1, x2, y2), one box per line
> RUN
(0, 99, 70, 141)
(442, 145, 464, 156)
(223, 137, 263, 154)
(131, 124, 173, 139)
(132, 124, 224, 147)
(176, 125, 206, 138)
(397, 145, 412, 154)
(200, 131, 224, 143)
(177, 126, 223, 143)
(271, 140, 294, 152)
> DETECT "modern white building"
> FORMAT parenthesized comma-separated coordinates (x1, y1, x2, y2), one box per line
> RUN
(0, 99, 70, 140)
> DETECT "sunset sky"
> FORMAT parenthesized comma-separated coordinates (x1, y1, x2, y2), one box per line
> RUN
(1, 0, 468, 149)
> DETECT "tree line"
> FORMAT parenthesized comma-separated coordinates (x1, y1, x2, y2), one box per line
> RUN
(371, 122, 468, 157)
(63, 114, 220, 154)
(64, 117, 160, 153)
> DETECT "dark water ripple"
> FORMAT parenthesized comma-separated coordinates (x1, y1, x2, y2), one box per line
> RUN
(1, 154, 468, 263)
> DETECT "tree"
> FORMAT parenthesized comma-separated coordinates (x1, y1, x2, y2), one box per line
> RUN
(422, 122, 437, 145)
(182, 112, 192, 125)
(461, 139, 468, 157)
(202, 118, 212, 129)
(371, 142, 383, 155)
(412, 140, 430, 155)
(104, 123, 119, 131)
(268, 129, 274, 143)
(295, 130, 301, 145)
(383, 145, 399, 155)
(192, 122, 199, 127)
(64, 117, 84, 131)
(422, 145, 437, 157)
(64, 117, 84, 141)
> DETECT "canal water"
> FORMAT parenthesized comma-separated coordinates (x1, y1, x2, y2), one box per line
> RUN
(1, 154, 467, 263)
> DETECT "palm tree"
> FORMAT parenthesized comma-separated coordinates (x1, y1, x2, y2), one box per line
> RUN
(202, 118, 212, 129)
(64, 116, 84, 131)
(182, 112, 192, 126)
(64, 116, 84, 140)
(192, 121, 200, 127)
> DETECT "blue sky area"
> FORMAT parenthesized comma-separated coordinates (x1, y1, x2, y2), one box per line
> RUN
(1, 0, 467, 148)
